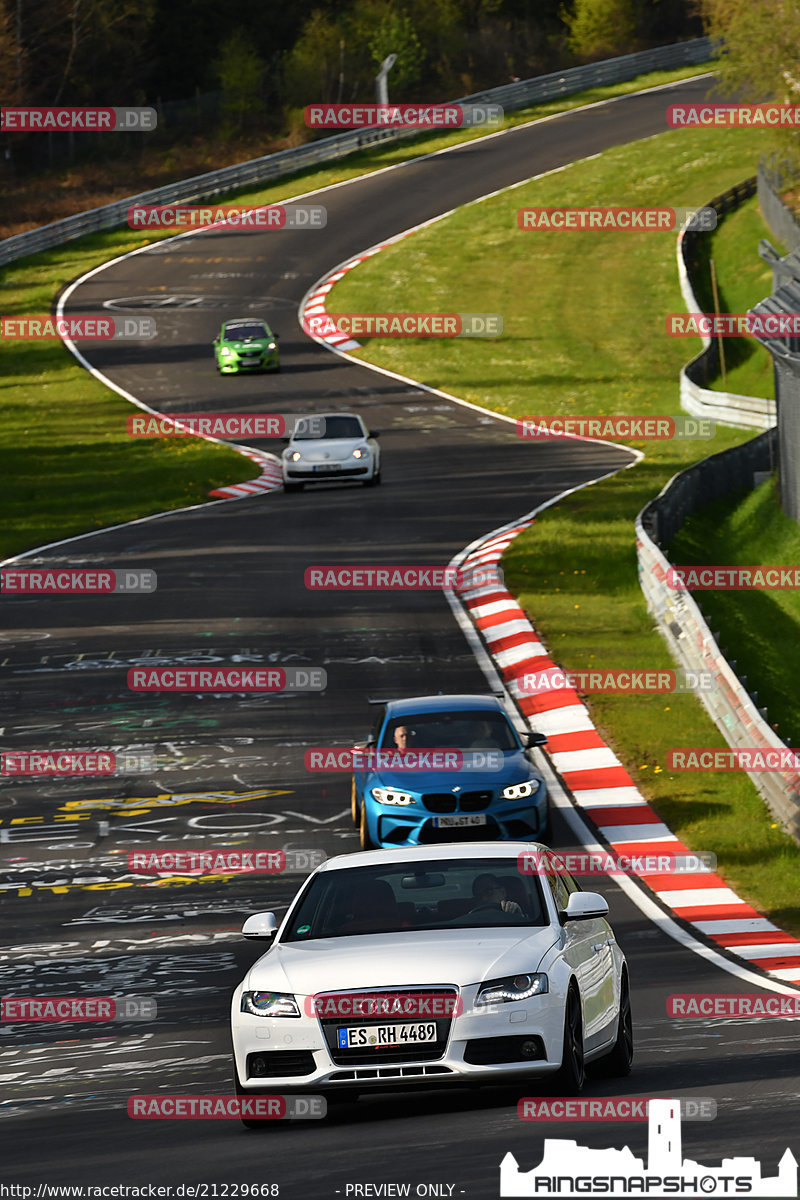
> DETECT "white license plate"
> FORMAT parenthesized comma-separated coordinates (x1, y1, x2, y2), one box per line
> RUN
(313, 463, 341, 472)
(337, 1022, 437, 1049)
(432, 814, 487, 828)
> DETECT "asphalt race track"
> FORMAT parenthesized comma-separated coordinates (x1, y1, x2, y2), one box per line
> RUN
(2, 75, 799, 1197)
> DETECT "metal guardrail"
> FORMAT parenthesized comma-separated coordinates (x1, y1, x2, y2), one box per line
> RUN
(0, 37, 716, 268)
(677, 177, 775, 429)
(758, 155, 800, 253)
(636, 431, 800, 846)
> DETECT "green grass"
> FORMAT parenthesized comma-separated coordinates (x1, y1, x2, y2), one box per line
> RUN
(671, 475, 800, 746)
(687, 195, 780, 398)
(0, 60, 716, 563)
(323, 123, 800, 937)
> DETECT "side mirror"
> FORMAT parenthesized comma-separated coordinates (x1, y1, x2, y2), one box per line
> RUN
(352, 738, 376, 751)
(242, 912, 278, 941)
(213, 338, 219, 344)
(524, 731, 548, 747)
(273, 332, 280, 340)
(559, 892, 609, 924)
(369, 430, 381, 438)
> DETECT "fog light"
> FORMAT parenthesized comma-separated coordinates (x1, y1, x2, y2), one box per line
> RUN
(521, 1040, 539, 1058)
(252, 1056, 266, 1076)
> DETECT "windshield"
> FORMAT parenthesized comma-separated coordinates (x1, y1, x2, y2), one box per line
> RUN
(281, 858, 547, 942)
(224, 322, 267, 340)
(293, 415, 363, 441)
(380, 710, 519, 751)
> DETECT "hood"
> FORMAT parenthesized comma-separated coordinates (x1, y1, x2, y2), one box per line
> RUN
(246, 927, 559, 995)
(369, 748, 539, 791)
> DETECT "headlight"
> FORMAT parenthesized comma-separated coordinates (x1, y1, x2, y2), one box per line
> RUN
(290, 451, 302, 462)
(267, 342, 276, 350)
(351, 445, 369, 459)
(476, 974, 549, 1006)
(220, 346, 235, 356)
(241, 991, 300, 1018)
(371, 787, 416, 806)
(502, 780, 539, 800)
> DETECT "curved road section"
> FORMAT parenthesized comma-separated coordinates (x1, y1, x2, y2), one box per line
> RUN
(3, 76, 798, 1197)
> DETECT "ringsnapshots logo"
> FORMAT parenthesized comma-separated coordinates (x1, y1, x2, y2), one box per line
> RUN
(127, 666, 326, 692)
(667, 748, 800, 773)
(517, 416, 714, 441)
(1, 315, 156, 341)
(1, 750, 155, 776)
(127, 1094, 326, 1119)
(304, 565, 503, 590)
(667, 103, 800, 128)
(518, 1097, 717, 1121)
(127, 848, 325, 874)
(304, 748, 504, 773)
(1, 995, 157, 1021)
(304, 103, 503, 129)
(1, 107, 156, 131)
(304, 313, 502, 338)
(517, 848, 717, 876)
(127, 413, 326, 439)
(517, 667, 714, 695)
(667, 313, 800, 338)
(1, 568, 156, 594)
(127, 203, 326, 230)
(668, 566, 800, 590)
(517, 206, 716, 232)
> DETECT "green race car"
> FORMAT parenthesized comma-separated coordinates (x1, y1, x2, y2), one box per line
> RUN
(213, 318, 280, 374)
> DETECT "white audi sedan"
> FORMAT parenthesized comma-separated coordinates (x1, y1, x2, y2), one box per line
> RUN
(281, 412, 380, 491)
(231, 844, 632, 1120)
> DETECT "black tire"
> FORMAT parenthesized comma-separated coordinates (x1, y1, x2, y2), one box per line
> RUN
(552, 985, 585, 1095)
(283, 481, 303, 493)
(350, 777, 360, 827)
(596, 970, 633, 1077)
(233, 1066, 276, 1130)
(359, 800, 376, 850)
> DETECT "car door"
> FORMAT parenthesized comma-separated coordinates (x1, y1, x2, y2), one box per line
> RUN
(562, 869, 616, 1047)
(544, 866, 608, 1052)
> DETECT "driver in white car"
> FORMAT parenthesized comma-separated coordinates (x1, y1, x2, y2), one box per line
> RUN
(470, 873, 524, 915)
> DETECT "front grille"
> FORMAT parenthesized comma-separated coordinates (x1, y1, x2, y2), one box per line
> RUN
(246, 1050, 316, 1078)
(463, 1036, 545, 1065)
(422, 792, 458, 813)
(318, 989, 456, 1066)
(418, 819, 500, 844)
(459, 790, 493, 812)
